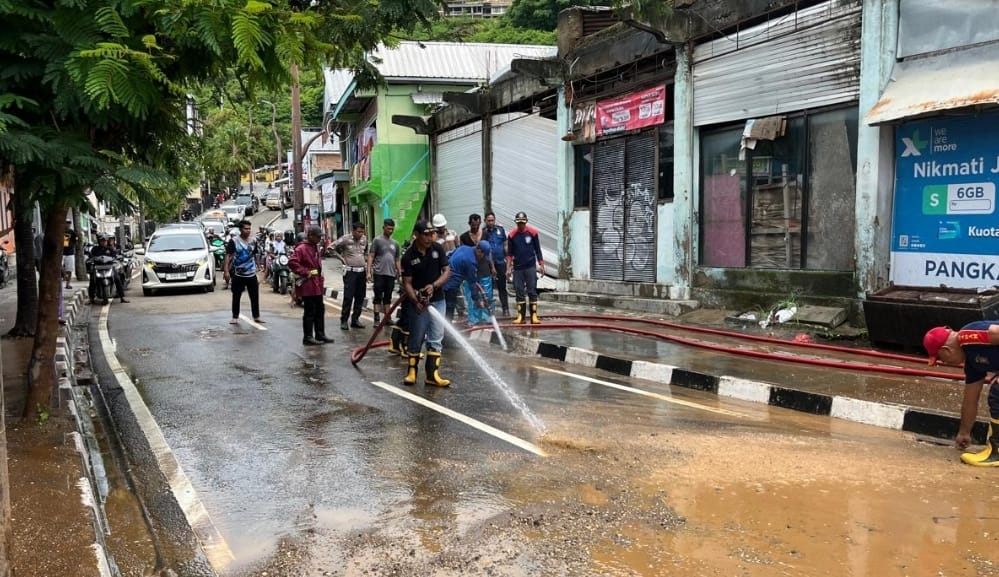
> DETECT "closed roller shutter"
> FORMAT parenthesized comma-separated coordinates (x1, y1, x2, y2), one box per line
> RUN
(492, 113, 559, 272)
(623, 132, 657, 282)
(692, 0, 861, 127)
(590, 138, 626, 281)
(435, 122, 483, 230)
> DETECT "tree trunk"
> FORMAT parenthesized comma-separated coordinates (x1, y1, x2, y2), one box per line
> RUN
(6, 167, 37, 338)
(72, 205, 86, 282)
(23, 201, 68, 421)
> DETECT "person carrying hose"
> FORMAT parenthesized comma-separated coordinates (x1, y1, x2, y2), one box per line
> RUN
(445, 241, 493, 326)
(401, 220, 451, 387)
(924, 322, 999, 465)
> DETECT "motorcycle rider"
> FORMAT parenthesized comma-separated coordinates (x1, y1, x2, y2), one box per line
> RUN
(88, 235, 129, 304)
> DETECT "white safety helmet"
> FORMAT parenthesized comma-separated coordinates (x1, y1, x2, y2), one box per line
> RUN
(432, 213, 447, 228)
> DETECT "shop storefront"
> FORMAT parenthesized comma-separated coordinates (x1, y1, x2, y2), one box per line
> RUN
(694, 0, 861, 272)
(573, 85, 671, 282)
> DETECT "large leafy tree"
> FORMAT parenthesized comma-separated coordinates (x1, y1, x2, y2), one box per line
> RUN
(0, 0, 445, 427)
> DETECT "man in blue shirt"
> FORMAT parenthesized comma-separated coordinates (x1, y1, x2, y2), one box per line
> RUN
(506, 211, 544, 324)
(925, 321, 999, 465)
(484, 212, 509, 317)
(445, 241, 493, 326)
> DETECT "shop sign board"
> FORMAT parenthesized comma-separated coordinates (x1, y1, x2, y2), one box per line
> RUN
(595, 85, 666, 138)
(891, 114, 999, 288)
(572, 100, 596, 143)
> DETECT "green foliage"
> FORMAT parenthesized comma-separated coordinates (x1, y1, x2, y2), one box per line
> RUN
(469, 20, 556, 44)
(503, 0, 605, 33)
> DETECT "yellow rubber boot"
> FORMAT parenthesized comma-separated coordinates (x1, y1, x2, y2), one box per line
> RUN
(424, 351, 450, 387)
(399, 329, 410, 357)
(530, 301, 541, 324)
(961, 420, 999, 466)
(512, 301, 526, 325)
(387, 325, 401, 354)
(403, 354, 419, 385)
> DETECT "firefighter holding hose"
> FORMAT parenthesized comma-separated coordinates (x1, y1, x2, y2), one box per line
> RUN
(924, 321, 999, 465)
(401, 220, 451, 387)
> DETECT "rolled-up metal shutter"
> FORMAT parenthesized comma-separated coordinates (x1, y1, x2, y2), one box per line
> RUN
(692, 0, 861, 126)
(435, 122, 483, 230)
(590, 138, 626, 280)
(623, 132, 657, 282)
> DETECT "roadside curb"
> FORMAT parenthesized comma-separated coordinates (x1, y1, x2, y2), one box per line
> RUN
(470, 330, 989, 444)
(58, 288, 115, 577)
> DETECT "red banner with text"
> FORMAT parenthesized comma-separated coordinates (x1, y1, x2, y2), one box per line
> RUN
(595, 85, 667, 137)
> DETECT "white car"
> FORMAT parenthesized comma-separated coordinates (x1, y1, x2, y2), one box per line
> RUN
(139, 227, 215, 296)
(220, 203, 246, 223)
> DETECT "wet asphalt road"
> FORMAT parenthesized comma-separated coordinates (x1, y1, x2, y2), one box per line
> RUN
(100, 236, 999, 576)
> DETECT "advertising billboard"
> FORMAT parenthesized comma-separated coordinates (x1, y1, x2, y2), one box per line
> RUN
(595, 85, 667, 138)
(891, 115, 999, 288)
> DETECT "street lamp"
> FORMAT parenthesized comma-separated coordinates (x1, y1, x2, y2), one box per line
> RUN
(259, 100, 282, 185)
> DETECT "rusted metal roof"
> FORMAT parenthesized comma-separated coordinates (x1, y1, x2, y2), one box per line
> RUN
(866, 43, 999, 125)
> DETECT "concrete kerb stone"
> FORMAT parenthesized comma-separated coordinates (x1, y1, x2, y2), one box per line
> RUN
(489, 330, 986, 444)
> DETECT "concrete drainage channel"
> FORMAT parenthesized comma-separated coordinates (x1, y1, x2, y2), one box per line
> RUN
(62, 293, 218, 577)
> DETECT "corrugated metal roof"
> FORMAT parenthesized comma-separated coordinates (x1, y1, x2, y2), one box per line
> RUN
(411, 92, 445, 104)
(323, 69, 355, 112)
(866, 42, 999, 125)
(367, 41, 556, 82)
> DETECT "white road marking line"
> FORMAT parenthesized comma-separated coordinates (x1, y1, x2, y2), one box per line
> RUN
(324, 299, 376, 323)
(532, 365, 750, 418)
(369, 381, 547, 457)
(239, 314, 268, 330)
(96, 307, 235, 570)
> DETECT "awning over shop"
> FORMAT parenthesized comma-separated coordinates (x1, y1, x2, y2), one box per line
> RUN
(866, 43, 999, 125)
(313, 170, 349, 187)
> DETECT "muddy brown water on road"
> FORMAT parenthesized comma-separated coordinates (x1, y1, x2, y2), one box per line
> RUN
(225, 403, 999, 577)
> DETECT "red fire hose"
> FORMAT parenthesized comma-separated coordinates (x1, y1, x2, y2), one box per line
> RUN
(350, 294, 405, 366)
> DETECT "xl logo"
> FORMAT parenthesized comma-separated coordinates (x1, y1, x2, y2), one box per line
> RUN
(901, 129, 928, 157)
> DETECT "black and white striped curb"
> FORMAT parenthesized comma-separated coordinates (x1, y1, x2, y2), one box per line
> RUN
(469, 330, 988, 444)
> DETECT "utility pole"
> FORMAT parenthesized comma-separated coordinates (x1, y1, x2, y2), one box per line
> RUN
(291, 63, 304, 233)
(260, 100, 282, 184)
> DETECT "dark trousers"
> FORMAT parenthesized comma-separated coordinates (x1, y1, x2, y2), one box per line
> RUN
(512, 265, 538, 301)
(231, 274, 260, 319)
(372, 274, 395, 305)
(302, 295, 326, 338)
(444, 287, 459, 321)
(341, 270, 366, 322)
(493, 261, 509, 312)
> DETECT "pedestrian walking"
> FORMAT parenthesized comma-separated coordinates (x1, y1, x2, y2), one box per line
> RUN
(924, 322, 999, 465)
(289, 226, 334, 346)
(333, 221, 368, 330)
(445, 241, 494, 326)
(401, 220, 451, 387)
(507, 211, 545, 324)
(223, 220, 263, 324)
(483, 212, 510, 316)
(62, 227, 77, 289)
(367, 219, 401, 325)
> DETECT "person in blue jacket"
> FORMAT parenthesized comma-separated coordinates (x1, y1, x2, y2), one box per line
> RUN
(445, 241, 493, 325)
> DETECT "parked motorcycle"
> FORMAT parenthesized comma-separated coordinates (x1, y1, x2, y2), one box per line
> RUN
(117, 250, 135, 289)
(210, 237, 226, 273)
(270, 250, 290, 295)
(87, 255, 117, 305)
(0, 246, 9, 289)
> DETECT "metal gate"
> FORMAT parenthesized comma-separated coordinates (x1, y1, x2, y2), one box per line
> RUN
(435, 121, 483, 228)
(590, 131, 657, 282)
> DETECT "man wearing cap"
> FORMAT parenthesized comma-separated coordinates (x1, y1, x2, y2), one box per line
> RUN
(401, 220, 452, 387)
(445, 241, 494, 326)
(332, 222, 368, 330)
(924, 321, 999, 465)
(507, 211, 544, 324)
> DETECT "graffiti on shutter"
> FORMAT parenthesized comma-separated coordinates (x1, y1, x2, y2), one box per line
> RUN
(623, 131, 657, 282)
(590, 138, 626, 280)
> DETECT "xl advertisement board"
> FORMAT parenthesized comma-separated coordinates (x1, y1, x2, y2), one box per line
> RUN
(891, 115, 999, 289)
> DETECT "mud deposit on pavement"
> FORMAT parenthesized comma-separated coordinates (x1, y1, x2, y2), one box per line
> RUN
(222, 412, 999, 577)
